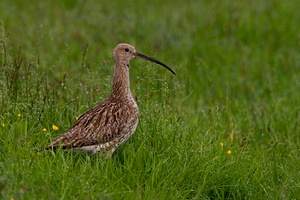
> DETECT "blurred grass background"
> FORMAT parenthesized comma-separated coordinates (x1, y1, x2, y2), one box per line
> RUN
(0, 0, 300, 199)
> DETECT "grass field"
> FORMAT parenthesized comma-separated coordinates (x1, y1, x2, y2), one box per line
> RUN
(1, 0, 300, 199)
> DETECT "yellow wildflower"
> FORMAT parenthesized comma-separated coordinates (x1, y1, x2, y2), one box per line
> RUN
(52, 125, 59, 131)
(219, 142, 224, 147)
(1, 123, 5, 127)
(17, 114, 21, 117)
(75, 116, 79, 121)
(42, 128, 47, 132)
(227, 150, 232, 155)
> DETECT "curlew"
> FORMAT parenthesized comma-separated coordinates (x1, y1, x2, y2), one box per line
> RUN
(46, 43, 175, 155)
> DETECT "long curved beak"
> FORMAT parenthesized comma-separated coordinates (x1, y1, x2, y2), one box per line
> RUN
(135, 52, 176, 75)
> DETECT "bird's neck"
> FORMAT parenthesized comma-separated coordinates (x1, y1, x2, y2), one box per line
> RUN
(110, 60, 132, 99)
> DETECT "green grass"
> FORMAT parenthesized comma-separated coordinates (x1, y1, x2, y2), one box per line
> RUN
(1, 0, 300, 199)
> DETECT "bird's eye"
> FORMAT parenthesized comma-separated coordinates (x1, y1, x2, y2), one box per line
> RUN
(125, 48, 129, 52)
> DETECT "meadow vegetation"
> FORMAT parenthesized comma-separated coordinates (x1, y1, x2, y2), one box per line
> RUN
(0, 0, 300, 199)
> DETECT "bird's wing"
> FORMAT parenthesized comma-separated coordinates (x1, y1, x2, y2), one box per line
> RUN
(46, 100, 138, 150)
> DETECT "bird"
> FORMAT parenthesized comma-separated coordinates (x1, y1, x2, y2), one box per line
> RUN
(46, 43, 176, 156)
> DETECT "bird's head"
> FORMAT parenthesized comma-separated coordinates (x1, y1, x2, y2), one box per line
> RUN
(113, 43, 176, 75)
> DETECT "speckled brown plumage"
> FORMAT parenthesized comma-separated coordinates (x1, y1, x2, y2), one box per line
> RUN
(46, 43, 175, 155)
